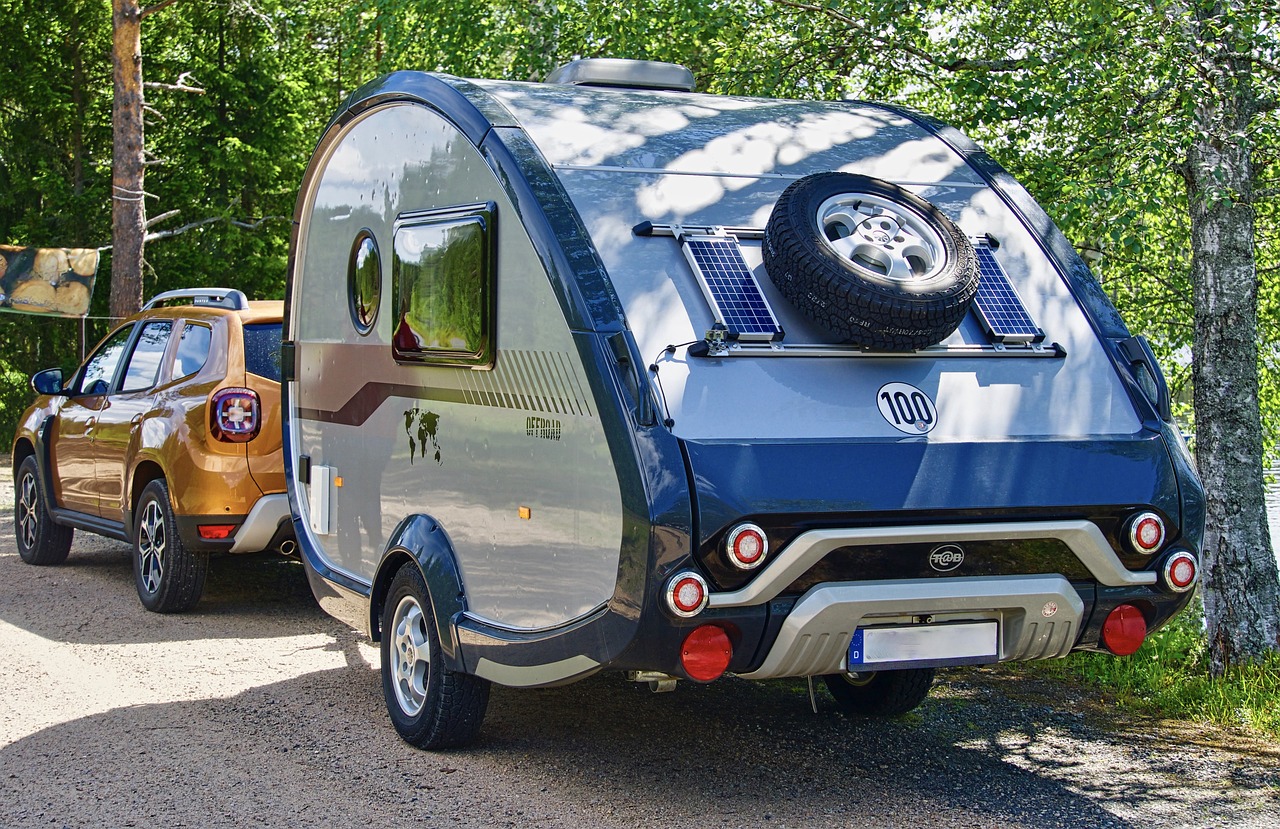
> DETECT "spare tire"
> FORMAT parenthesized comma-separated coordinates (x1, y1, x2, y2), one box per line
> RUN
(763, 172, 978, 351)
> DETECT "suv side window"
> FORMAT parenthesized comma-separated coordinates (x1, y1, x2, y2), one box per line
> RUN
(172, 322, 212, 380)
(119, 321, 174, 392)
(75, 324, 134, 395)
(243, 322, 283, 381)
(391, 202, 495, 368)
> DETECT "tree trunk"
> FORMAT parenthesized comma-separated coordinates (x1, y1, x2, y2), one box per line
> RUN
(110, 0, 146, 320)
(1185, 4, 1280, 673)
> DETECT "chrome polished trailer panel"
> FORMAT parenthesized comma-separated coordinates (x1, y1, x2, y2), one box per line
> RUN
(288, 102, 624, 630)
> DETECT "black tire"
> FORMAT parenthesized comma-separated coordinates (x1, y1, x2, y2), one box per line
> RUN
(132, 479, 208, 613)
(822, 668, 935, 716)
(764, 172, 978, 351)
(381, 564, 490, 749)
(14, 455, 73, 566)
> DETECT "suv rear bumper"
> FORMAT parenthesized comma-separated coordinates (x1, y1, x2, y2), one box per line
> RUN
(738, 574, 1083, 679)
(229, 493, 291, 553)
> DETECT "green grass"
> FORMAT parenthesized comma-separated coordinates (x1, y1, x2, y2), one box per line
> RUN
(1015, 598, 1280, 737)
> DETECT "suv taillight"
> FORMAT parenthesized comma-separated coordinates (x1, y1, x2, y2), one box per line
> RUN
(210, 387, 261, 443)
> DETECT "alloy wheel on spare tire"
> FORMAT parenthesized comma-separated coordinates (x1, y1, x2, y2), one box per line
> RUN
(763, 172, 978, 351)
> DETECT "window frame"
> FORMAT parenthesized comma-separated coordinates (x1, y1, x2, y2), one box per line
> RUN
(71, 323, 136, 396)
(390, 201, 496, 369)
(171, 320, 213, 382)
(348, 228, 381, 336)
(118, 320, 175, 394)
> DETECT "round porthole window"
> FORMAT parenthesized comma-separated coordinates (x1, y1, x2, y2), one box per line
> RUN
(348, 230, 381, 335)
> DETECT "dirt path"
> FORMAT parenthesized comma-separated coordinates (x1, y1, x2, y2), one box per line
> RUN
(1, 458, 1277, 828)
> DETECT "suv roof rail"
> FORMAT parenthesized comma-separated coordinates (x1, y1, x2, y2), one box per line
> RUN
(545, 59, 695, 92)
(142, 287, 248, 311)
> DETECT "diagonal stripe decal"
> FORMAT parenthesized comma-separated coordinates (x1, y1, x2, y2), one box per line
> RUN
(297, 350, 594, 427)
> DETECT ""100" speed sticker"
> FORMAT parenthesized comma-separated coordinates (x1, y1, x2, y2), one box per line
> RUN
(877, 382, 937, 434)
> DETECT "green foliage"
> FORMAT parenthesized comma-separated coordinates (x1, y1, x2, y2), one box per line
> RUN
(0, 356, 31, 446)
(1016, 599, 1280, 736)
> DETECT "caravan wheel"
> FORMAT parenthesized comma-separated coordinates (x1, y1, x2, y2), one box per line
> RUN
(822, 667, 935, 716)
(763, 172, 978, 351)
(380, 563, 490, 749)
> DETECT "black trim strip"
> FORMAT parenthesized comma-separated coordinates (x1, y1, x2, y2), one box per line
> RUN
(48, 507, 130, 542)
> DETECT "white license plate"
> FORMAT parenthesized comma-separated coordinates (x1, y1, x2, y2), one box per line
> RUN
(849, 621, 999, 670)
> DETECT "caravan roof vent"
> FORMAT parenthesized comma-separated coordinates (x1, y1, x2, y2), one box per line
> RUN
(545, 58, 695, 92)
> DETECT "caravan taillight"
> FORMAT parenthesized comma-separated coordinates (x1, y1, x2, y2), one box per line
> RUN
(665, 572, 709, 617)
(725, 523, 768, 570)
(1126, 511, 1165, 555)
(1162, 551, 1198, 592)
(210, 387, 261, 443)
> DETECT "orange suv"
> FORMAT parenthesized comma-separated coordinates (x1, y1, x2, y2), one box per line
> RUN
(11, 288, 292, 612)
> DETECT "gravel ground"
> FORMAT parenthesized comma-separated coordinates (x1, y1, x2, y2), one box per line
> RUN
(1, 458, 1277, 828)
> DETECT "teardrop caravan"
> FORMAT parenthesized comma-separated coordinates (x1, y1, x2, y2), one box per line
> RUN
(283, 59, 1204, 748)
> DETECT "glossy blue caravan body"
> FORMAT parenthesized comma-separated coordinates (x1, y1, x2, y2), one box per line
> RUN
(283, 60, 1204, 748)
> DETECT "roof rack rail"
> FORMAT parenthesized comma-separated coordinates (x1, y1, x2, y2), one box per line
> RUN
(142, 288, 248, 311)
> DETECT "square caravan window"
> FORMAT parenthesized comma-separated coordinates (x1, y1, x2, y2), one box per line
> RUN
(392, 202, 495, 368)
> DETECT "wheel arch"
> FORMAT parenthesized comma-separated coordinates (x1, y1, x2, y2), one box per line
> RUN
(128, 460, 166, 535)
(12, 436, 35, 475)
(370, 514, 468, 672)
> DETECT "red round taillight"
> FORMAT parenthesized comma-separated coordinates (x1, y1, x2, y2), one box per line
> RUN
(210, 387, 261, 443)
(1162, 551, 1198, 592)
(1126, 511, 1165, 555)
(681, 624, 732, 682)
(725, 523, 768, 570)
(665, 572, 709, 618)
(1101, 604, 1147, 656)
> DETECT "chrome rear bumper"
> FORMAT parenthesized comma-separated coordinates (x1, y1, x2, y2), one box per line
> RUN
(737, 574, 1084, 679)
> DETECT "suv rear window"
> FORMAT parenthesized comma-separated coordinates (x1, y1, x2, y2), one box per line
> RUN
(244, 322, 283, 382)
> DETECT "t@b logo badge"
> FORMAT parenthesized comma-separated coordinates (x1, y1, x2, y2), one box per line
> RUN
(928, 544, 965, 572)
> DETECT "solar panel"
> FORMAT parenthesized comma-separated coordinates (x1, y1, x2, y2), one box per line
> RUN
(682, 235, 783, 342)
(972, 243, 1044, 344)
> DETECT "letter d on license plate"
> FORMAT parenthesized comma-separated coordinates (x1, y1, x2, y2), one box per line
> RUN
(849, 621, 998, 671)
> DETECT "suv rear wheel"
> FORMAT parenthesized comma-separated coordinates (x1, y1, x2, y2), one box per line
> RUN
(133, 479, 208, 613)
(823, 667, 935, 716)
(15, 456, 73, 565)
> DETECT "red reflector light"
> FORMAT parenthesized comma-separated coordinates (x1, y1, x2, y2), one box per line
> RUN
(1163, 551, 1198, 592)
(681, 625, 733, 682)
(210, 387, 261, 443)
(1101, 604, 1147, 656)
(665, 572, 709, 617)
(725, 523, 768, 570)
(1127, 511, 1165, 554)
(197, 524, 236, 540)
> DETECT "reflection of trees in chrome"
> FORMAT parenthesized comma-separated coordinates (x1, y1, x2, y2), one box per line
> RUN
(403, 406, 442, 465)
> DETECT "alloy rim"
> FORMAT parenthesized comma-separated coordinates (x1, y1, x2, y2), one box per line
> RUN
(816, 192, 946, 283)
(17, 471, 38, 550)
(137, 500, 166, 594)
(840, 670, 877, 687)
(390, 595, 431, 716)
